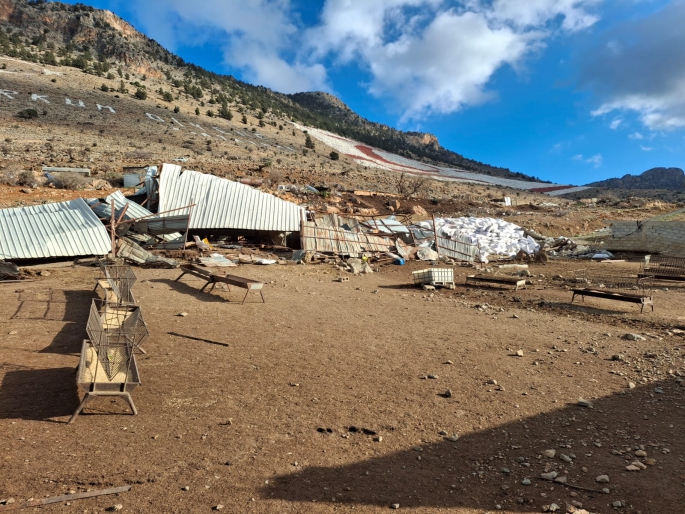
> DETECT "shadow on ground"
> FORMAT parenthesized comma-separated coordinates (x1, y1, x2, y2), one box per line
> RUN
(0, 365, 80, 421)
(149, 278, 257, 304)
(261, 379, 685, 513)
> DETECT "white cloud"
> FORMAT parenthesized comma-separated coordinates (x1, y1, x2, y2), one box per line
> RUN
(487, 0, 600, 32)
(584, 2, 685, 132)
(305, 0, 599, 120)
(123, 0, 329, 94)
(628, 132, 644, 140)
(573, 153, 603, 167)
(124, 0, 601, 117)
(640, 145, 653, 151)
(609, 117, 622, 130)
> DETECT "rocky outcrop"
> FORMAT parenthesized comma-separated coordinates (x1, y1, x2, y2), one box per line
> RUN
(588, 167, 685, 190)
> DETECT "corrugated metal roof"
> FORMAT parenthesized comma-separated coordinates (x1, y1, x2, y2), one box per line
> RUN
(157, 164, 304, 232)
(86, 191, 183, 242)
(87, 190, 155, 221)
(0, 198, 111, 260)
(302, 221, 395, 256)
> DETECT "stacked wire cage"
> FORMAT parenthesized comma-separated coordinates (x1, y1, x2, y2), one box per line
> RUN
(71, 264, 149, 422)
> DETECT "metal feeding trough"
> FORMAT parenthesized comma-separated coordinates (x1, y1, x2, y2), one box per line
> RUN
(69, 300, 149, 423)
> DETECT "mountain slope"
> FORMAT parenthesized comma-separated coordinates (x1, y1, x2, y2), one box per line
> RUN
(0, 0, 542, 182)
(588, 167, 685, 191)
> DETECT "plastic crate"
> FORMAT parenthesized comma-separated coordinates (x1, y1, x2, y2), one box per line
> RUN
(412, 268, 454, 285)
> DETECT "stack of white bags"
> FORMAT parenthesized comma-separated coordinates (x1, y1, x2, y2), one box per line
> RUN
(415, 217, 540, 263)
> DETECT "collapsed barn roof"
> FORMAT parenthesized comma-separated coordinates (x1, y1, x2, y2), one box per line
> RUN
(157, 164, 304, 232)
(0, 198, 111, 260)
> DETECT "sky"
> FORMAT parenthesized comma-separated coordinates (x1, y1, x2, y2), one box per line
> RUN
(63, 0, 684, 185)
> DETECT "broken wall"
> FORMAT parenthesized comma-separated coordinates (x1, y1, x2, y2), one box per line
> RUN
(605, 220, 685, 255)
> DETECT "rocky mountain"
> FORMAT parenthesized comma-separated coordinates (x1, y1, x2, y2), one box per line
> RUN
(588, 167, 685, 191)
(0, 0, 543, 182)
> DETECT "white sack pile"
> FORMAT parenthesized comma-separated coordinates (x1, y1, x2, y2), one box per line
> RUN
(415, 217, 540, 263)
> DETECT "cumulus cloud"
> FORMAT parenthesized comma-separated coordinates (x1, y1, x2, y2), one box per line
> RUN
(584, 1, 685, 131)
(123, 0, 601, 117)
(609, 118, 622, 130)
(304, 0, 599, 120)
(573, 153, 603, 167)
(628, 132, 644, 140)
(122, 0, 329, 94)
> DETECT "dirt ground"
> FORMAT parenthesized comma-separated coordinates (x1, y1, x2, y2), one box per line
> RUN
(1, 259, 685, 514)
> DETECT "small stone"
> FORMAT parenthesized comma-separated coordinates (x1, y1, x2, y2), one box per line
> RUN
(541, 471, 558, 480)
(555, 476, 567, 484)
(390, 503, 400, 509)
(645, 458, 657, 466)
(444, 360, 453, 364)
(625, 465, 640, 471)
(602, 488, 610, 494)
(422, 285, 435, 291)
(628, 382, 636, 389)
(446, 433, 459, 442)
(501, 467, 511, 474)
(427, 374, 438, 379)
(544, 449, 556, 458)
(522, 478, 532, 486)
(611, 354, 624, 361)
(623, 333, 646, 341)
(39, 270, 51, 277)
(612, 501, 624, 508)
(106, 506, 123, 512)
(654, 387, 664, 394)
(487, 379, 498, 385)
(577, 398, 593, 408)
(516, 350, 524, 357)
(631, 460, 646, 470)
(213, 505, 224, 511)
(560, 454, 572, 463)
(177, 312, 189, 317)
(634, 450, 647, 457)
(8, 331, 17, 335)
(595, 475, 610, 483)
(374, 436, 383, 442)
(182, 486, 190, 491)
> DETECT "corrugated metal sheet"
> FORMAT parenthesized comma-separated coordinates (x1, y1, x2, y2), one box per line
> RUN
(0, 198, 111, 260)
(87, 190, 155, 221)
(436, 233, 478, 262)
(157, 164, 303, 232)
(360, 217, 410, 234)
(311, 213, 362, 232)
(302, 221, 395, 256)
(86, 191, 183, 242)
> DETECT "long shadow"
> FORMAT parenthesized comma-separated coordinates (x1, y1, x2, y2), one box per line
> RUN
(0, 365, 80, 421)
(37, 290, 96, 355)
(148, 278, 235, 303)
(542, 301, 637, 316)
(261, 378, 685, 513)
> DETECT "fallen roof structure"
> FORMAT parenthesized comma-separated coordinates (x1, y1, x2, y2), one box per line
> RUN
(0, 198, 111, 260)
(157, 164, 304, 232)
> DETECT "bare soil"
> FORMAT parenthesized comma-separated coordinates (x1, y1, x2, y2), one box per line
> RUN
(2, 259, 685, 514)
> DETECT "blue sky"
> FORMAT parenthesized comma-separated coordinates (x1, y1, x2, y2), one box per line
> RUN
(66, 0, 684, 185)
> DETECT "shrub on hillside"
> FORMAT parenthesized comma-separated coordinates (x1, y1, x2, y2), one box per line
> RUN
(52, 172, 88, 190)
(329, 151, 339, 161)
(17, 108, 39, 120)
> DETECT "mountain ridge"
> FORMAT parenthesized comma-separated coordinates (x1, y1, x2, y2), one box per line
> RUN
(0, 0, 546, 182)
(588, 167, 685, 191)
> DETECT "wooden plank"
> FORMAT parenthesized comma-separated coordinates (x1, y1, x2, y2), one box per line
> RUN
(0, 485, 131, 511)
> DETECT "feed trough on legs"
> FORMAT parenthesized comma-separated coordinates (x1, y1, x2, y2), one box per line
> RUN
(69, 299, 149, 423)
(571, 268, 654, 313)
